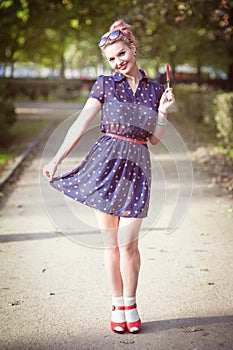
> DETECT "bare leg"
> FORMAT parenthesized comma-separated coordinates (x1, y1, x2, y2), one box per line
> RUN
(118, 217, 142, 332)
(95, 211, 123, 296)
(118, 217, 142, 297)
(95, 211, 126, 332)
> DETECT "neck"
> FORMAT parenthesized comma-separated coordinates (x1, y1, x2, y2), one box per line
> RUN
(125, 65, 141, 84)
(124, 65, 142, 94)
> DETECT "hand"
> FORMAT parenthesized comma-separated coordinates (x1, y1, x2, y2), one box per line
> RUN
(43, 161, 58, 182)
(159, 88, 175, 113)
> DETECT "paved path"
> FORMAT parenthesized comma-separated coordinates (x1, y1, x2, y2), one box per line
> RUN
(0, 103, 233, 350)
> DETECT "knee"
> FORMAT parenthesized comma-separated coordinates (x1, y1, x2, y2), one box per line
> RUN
(120, 242, 139, 257)
(106, 246, 120, 259)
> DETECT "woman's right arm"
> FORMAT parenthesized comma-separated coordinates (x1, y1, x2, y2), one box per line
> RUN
(43, 97, 102, 181)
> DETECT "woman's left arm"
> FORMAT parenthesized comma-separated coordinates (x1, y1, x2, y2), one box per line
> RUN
(149, 88, 175, 145)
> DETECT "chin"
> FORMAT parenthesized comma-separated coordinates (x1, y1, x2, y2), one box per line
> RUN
(120, 66, 132, 75)
(119, 61, 134, 73)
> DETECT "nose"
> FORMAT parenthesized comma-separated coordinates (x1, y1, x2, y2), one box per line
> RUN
(115, 57, 122, 67)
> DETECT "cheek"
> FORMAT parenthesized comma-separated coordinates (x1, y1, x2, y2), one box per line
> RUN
(105, 58, 115, 68)
(127, 52, 135, 61)
(109, 61, 116, 69)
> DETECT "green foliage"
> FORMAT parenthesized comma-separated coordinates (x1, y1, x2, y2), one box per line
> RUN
(0, 84, 16, 146)
(213, 93, 233, 147)
(0, 153, 14, 167)
(0, 0, 232, 80)
(174, 84, 218, 124)
(174, 84, 233, 156)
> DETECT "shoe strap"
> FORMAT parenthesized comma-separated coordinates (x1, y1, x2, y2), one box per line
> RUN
(112, 305, 125, 311)
(124, 303, 137, 311)
(112, 303, 137, 311)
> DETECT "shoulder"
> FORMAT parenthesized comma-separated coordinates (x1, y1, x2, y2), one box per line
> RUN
(95, 75, 115, 90)
(148, 80, 165, 97)
(89, 75, 115, 103)
(93, 75, 115, 89)
(140, 69, 164, 93)
(95, 74, 114, 82)
(147, 78, 164, 92)
(90, 74, 113, 90)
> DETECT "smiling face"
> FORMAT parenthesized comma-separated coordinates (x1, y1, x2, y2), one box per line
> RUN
(103, 41, 136, 76)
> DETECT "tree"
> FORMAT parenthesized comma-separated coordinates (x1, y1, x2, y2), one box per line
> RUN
(0, 0, 232, 87)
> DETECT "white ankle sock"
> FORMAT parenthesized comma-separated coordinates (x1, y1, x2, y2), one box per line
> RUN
(124, 296, 140, 323)
(111, 296, 125, 323)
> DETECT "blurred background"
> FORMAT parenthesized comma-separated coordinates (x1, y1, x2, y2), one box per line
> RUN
(1, 0, 232, 84)
(0, 0, 232, 191)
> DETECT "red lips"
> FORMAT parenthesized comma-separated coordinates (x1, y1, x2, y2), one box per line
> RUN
(119, 63, 128, 71)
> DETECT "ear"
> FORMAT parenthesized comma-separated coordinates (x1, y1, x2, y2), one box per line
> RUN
(130, 43, 136, 55)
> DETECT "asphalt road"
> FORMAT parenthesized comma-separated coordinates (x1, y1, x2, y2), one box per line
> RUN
(0, 102, 233, 350)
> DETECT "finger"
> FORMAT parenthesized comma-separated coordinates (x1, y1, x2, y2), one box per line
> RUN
(165, 87, 173, 93)
(168, 95, 175, 101)
(166, 91, 175, 102)
(43, 170, 51, 180)
(165, 89, 173, 96)
(167, 97, 175, 103)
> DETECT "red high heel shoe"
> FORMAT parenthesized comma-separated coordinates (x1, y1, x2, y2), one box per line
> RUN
(125, 303, 141, 333)
(110, 305, 127, 333)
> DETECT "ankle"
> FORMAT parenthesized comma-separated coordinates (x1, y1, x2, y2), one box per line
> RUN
(124, 296, 136, 306)
(124, 296, 140, 323)
(111, 296, 125, 323)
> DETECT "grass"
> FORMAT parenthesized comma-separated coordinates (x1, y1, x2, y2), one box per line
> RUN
(0, 153, 15, 166)
(13, 94, 87, 103)
(9, 119, 49, 152)
(0, 119, 50, 171)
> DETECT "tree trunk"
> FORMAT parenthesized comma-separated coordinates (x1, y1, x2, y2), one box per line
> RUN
(10, 62, 14, 78)
(60, 54, 65, 79)
(196, 60, 202, 86)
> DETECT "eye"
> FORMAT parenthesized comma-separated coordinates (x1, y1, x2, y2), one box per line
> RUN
(109, 57, 115, 63)
(120, 51, 125, 56)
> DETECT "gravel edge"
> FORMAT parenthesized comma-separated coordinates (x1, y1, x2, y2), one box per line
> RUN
(0, 121, 54, 189)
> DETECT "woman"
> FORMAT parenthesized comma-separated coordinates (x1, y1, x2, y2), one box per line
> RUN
(43, 19, 175, 334)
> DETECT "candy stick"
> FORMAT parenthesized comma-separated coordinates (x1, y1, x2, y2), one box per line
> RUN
(166, 63, 170, 89)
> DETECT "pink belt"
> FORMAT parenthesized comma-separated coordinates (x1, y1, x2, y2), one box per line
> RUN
(105, 132, 147, 145)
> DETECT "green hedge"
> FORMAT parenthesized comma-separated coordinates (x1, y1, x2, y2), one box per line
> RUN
(174, 84, 218, 124)
(174, 84, 233, 151)
(214, 93, 233, 147)
(0, 83, 16, 146)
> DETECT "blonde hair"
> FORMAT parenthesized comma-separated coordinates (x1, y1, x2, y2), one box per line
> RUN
(100, 19, 137, 50)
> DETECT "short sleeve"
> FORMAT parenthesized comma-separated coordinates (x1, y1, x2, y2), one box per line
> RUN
(88, 75, 105, 103)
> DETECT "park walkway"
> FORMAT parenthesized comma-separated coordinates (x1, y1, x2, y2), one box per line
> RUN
(0, 102, 233, 350)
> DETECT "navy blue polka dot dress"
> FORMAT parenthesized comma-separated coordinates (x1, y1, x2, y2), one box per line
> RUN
(51, 70, 164, 218)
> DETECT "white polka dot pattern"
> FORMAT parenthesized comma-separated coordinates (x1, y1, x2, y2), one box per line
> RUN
(50, 70, 164, 218)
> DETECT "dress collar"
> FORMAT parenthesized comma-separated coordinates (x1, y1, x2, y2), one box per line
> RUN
(113, 69, 148, 82)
